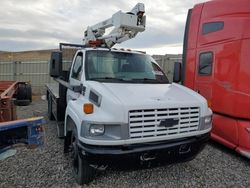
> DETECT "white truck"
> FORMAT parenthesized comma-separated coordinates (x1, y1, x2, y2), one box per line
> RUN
(46, 3, 212, 185)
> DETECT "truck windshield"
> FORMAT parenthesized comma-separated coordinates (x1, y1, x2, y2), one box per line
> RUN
(85, 50, 169, 84)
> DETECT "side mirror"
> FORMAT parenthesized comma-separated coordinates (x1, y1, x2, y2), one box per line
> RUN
(173, 62, 182, 83)
(72, 84, 86, 95)
(50, 51, 62, 78)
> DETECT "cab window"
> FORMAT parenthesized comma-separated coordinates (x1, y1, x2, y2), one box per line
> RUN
(202, 22, 224, 35)
(71, 52, 83, 80)
(199, 52, 213, 75)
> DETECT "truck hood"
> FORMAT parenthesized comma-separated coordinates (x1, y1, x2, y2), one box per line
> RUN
(87, 81, 207, 110)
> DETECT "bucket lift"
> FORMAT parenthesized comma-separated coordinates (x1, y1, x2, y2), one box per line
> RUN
(83, 3, 146, 48)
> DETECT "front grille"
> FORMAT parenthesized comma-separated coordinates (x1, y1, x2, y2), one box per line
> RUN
(129, 107, 200, 139)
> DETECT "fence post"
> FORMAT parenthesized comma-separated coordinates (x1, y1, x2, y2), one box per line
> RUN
(13, 61, 16, 81)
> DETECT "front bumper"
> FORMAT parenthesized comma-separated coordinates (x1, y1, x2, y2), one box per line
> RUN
(78, 133, 210, 165)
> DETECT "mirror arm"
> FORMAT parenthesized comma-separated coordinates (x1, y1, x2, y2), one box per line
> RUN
(54, 78, 86, 95)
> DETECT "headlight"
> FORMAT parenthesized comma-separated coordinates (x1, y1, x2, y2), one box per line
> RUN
(199, 115, 212, 131)
(89, 124, 105, 136)
(205, 116, 212, 124)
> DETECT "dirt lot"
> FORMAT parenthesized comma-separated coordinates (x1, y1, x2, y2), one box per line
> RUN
(0, 98, 249, 188)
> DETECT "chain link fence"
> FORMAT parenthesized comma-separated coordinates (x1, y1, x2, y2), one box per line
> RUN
(0, 50, 53, 94)
(0, 50, 182, 95)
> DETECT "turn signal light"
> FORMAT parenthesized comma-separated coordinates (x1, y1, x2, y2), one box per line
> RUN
(83, 103, 94, 114)
(207, 100, 212, 108)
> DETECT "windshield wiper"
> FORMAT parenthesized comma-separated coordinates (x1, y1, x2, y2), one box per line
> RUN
(89, 77, 168, 83)
(89, 77, 126, 81)
(131, 78, 168, 83)
(131, 78, 158, 82)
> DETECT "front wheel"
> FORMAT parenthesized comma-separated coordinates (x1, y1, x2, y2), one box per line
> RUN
(70, 126, 95, 185)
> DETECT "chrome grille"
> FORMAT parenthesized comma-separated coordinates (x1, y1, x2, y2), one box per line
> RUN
(129, 107, 200, 139)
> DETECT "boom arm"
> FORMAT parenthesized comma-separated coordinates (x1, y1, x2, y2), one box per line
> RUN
(83, 3, 146, 48)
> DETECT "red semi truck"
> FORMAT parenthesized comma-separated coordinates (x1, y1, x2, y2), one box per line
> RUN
(176, 0, 250, 158)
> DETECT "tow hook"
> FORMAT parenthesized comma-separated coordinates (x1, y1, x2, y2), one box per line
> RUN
(140, 153, 156, 161)
(179, 144, 191, 154)
(90, 164, 108, 171)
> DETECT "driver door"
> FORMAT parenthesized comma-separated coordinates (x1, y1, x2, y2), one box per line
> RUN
(67, 52, 84, 102)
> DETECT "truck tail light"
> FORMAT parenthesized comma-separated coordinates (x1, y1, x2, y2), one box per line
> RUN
(84, 103, 94, 114)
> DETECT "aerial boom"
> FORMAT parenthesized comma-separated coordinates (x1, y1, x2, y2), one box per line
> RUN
(83, 3, 146, 48)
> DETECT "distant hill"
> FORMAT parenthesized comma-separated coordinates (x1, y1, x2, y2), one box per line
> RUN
(0, 48, 78, 62)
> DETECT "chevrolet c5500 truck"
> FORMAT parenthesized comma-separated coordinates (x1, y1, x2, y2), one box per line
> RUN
(46, 3, 212, 185)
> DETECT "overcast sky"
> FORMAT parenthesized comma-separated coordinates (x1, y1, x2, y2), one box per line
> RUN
(0, 0, 207, 54)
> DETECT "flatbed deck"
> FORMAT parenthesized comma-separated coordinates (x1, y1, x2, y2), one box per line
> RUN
(45, 83, 59, 99)
(46, 82, 66, 138)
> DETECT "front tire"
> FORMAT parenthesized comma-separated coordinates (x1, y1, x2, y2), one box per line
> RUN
(70, 125, 95, 185)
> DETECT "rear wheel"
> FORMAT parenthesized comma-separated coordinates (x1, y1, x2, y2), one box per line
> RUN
(69, 125, 95, 185)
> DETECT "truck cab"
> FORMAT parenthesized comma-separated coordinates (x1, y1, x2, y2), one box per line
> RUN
(45, 46, 212, 184)
(182, 0, 250, 158)
(66, 47, 212, 145)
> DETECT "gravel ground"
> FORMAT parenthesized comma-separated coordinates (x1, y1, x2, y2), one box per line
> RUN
(0, 98, 249, 188)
